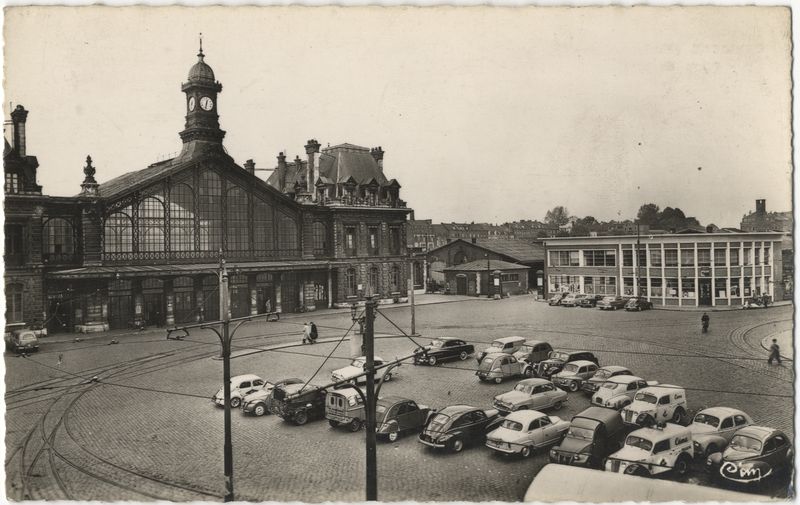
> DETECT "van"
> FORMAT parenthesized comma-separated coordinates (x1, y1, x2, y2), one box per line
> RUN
(325, 388, 366, 432)
(605, 423, 694, 477)
(476, 336, 526, 363)
(5, 329, 39, 354)
(620, 385, 688, 427)
(549, 406, 632, 468)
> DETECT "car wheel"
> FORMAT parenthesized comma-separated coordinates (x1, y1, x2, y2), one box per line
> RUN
(254, 404, 267, 417)
(459, 351, 468, 361)
(641, 415, 656, 428)
(552, 401, 562, 411)
(383, 373, 392, 382)
(521, 446, 532, 458)
(328, 419, 340, 428)
(349, 419, 362, 432)
(674, 455, 690, 476)
(672, 408, 686, 425)
(494, 377, 503, 384)
(569, 382, 579, 392)
(294, 410, 308, 425)
(230, 397, 241, 408)
(451, 438, 464, 453)
(388, 430, 399, 442)
(625, 464, 648, 477)
(428, 356, 438, 366)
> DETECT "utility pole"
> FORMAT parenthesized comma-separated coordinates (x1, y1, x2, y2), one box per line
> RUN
(219, 255, 234, 502)
(364, 298, 378, 501)
(408, 259, 415, 336)
(636, 224, 642, 298)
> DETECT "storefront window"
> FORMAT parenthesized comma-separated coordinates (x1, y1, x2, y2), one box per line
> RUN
(664, 249, 678, 267)
(550, 275, 580, 293)
(743, 277, 751, 297)
(730, 278, 741, 297)
(714, 248, 726, 267)
(682, 279, 696, 299)
(665, 278, 679, 297)
(590, 277, 616, 295)
(623, 277, 634, 296)
(697, 249, 711, 267)
(680, 250, 695, 267)
(715, 278, 727, 298)
(754, 277, 762, 296)
(650, 250, 662, 267)
(650, 278, 663, 297)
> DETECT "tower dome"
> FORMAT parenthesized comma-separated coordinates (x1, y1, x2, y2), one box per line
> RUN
(188, 48, 215, 82)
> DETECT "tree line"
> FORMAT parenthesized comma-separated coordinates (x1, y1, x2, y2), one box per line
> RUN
(541, 204, 701, 237)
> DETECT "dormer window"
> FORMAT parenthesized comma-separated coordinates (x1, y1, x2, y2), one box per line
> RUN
(5, 172, 19, 194)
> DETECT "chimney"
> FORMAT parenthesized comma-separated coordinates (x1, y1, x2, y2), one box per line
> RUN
(305, 139, 321, 197)
(370, 146, 384, 170)
(10, 105, 28, 157)
(243, 159, 255, 176)
(277, 152, 287, 192)
(80, 155, 99, 196)
(756, 199, 766, 214)
(706, 225, 714, 233)
(471, 237, 477, 244)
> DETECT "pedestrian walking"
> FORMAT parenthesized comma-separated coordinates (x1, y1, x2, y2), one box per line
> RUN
(768, 338, 782, 365)
(309, 321, 318, 344)
(302, 322, 311, 344)
(701, 312, 710, 333)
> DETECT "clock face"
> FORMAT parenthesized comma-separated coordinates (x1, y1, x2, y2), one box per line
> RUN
(200, 96, 214, 111)
(188, 97, 196, 111)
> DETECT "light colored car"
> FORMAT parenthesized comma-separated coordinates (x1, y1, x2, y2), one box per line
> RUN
(213, 374, 269, 408)
(605, 423, 694, 477)
(486, 410, 569, 458)
(476, 353, 531, 384)
(241, 378, 302, 416)
(581, 365, 633, 395)
(476, 336, 527, 363)
(592, 376, 658, 410)
(493, 378, 567, 414)
(551, 360, 599, 392)
(331, 356, 394, 384)
(560, 294, 587, 307)
(689, 407, 753, 457)
(5, 329, 39, 353)
(620, 385, 688, 427)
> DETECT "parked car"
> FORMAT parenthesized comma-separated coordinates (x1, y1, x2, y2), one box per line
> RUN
(581, 365, 633, 395)
(331, 356, 395, 384)
(5, 329, 39, 354)
(560, 293, 587, 307)
(592, 376, 658, 410)
(597, 296, 627, 310)
(548, 292, 569, 306)
(493, 378, 567, 414)
(476, 336, 527, 364)
(605, 423, 694, 477)
(241, 378, 302, 416)
(620, 385, 688, 427)
(690, 407, 753, 458)
(270, 382, 327, 425)
(413, 337, 474, 365)
(742, 296, 770, 309)
(325, 387, 366, 432)
(376, 396, 433, 442)
(706, 426, 793, 484)
(476, 353, 532, 383)
(212, 374, 269, 408)
(578, 294, 604, 308)
(551, 360, 599, 392)
(536, 350, 599, 379)
(418, 405, 502, 452)
(513, 340, 554, 369)
(625, 298, 653, 311)
(486, 410, 569, 458)
(549, 406, 633, 468)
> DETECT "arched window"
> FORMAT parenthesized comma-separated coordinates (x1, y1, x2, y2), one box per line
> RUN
(277, 213, 298, 253)
(6, 283, 23, 323)
(226, 185, 249, 252)
(346, 268, 357, 296)
(43, 218, 74, 261)
(138, 196, 165, 252)
(198, 170, 223, 251)
(170, 183, 195, 251)
(312, 222, 327, 255)
(368, 266, 380, 295)
(104, 209, 133, 253)
(253, 198, 274, 251)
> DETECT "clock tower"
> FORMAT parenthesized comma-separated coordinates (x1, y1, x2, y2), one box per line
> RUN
(179, 41, 225, 156)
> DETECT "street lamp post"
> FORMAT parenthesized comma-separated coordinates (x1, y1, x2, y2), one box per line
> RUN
(486, 254, 491, 298)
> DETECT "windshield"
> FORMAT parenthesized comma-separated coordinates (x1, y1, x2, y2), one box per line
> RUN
(550, 352, 569, 361)
(430, 340, 444, 348)
(693, 413, 720, 428)
(501, 420, 523, 431)
(729, 435, 762, 453)
(634, 392, 658, 404)
(625, 435, 653, 452)
(567, 426, 595, 441)
(490, 340, 505, 348)
(563, 364, 579, 373)
(483, 357, 495, 366)
(514, 383, 534, 394)
(20, 334, 36, 342)
(351, 358, 366, 368)
(601, 382, 623, 391)
(594, 369, 613, 380)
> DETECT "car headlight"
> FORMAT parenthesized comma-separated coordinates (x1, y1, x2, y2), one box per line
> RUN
(550, 449, 558, 458)
(573, 454, 589, 463)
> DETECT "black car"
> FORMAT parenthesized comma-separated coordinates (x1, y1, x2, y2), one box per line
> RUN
(549, 406, 633, 468)
(414, 338, 474, 366)
(578, 294, 604, 308)
(625, 298, 653, 311)
(536, 350, 599, 379)
(418, 405, 502, 452)
(270, 382, 327, 425)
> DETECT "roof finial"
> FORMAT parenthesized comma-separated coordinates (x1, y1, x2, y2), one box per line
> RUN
(198, 32, 204, 59)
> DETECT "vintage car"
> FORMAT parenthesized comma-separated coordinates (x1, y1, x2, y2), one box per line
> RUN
(560, 293, 586, 307)
(581, 365, 633, 395)
(549, 406, 632, 468)
(605, 423, 694, 477)
(620, 385, 688, 427)
(241, 378, 302, 416)
(270, 382, 327, 425)
(625, 297, 654, 311)
(597, 296, 628, 310)
(476, 336, 527, 364)
(325, 387, 366, 432)
(551, 360, 599, 392)
(5, 329, 40, 354)
(513, 340, 554, 368)
(413, 337, 474, 365)
(592, 376, 658, 410)
(331, 356, 395, 384)
(706, 426, 793, 484)
(212, 374, 269, 408)
(578, 294, 604, 308)
(493, 378, 567, 414)
(548, 292, 569, 306)
(690, 407, 754, 458)
(418, 405, 502, 452)
(742, 295, 771, 309)
(476, 353, 532, 383)
(376, 396, 433, 442)
(486, 410, 569, 458)
(536, 350, 599, 379)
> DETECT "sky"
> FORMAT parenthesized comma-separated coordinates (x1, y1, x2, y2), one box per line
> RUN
(3, 6, 793, 227)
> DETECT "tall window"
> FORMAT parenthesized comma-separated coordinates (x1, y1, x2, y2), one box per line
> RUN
(226, 186, 250, 252)
(714, 248, 726, 267)
(313, 222, 327, 255)
(650, 278, 663, 297)
(104, 210, 133, 253)
(697, 249, 711, 267)
(649, 249, 662, 267)
(764, 245, 771, 265)
(636, 249, 646, 267)
(729, 248, 740, 266)
(170, 183, 195, 251)
(5, 173, 19, 194)
(730, 278, 741, 297)
(389, 227, 402, 255)
(369, 266, 380, 295)
(5, 224, 24, 265)
(664, 249, 678, 267)
(345, 226, 357, 256)
(277, 214, 298, 252)
(665, 278, 679, 297)
(742, 246, 752, 266)
(682, 279, 696, 299)
(680, 249, 695, 267)
(754, 247, 761, 266)
(138, 196, 165, 252)
(5, 283, 23, 323)
(715, 278, 727, 298)
(346, 268, 357, 296)
(391, 264, 401, 292)
(623, 277, 634, 296)
(199, 170, 223, 251)
(743, 277, 752, 296)
(253, 199, 274, 251)
(368, 226, 380, 255)
(43, 218, 74, 261)
(622, 250, 633, 266)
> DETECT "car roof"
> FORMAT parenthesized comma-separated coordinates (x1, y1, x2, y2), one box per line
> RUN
(607, 375, 644, 384)
(377, 395, 412, 407)
(517, 378, 553, 387)
(522, 340, 548, 347)
(281, 382, 323, 394)
(231, 374, 263, 382)
(640, 385, 682, 396)
(484, 352, 514, 359)
(696, 407, 747, 419)
(505, 410, 548, 423)
(331, 388, 363, 399)
(734, 426, 782, 441)
(435, 337, 461, 343)
(491, 336, 526, 344)
(440, 405, 478, 415)
(599, 365, 630, 373)
(351, 355, 385, 362)
(575, 406, 623, 425)
(565, 360, 596, 367)
(630, 423, 691, 440)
